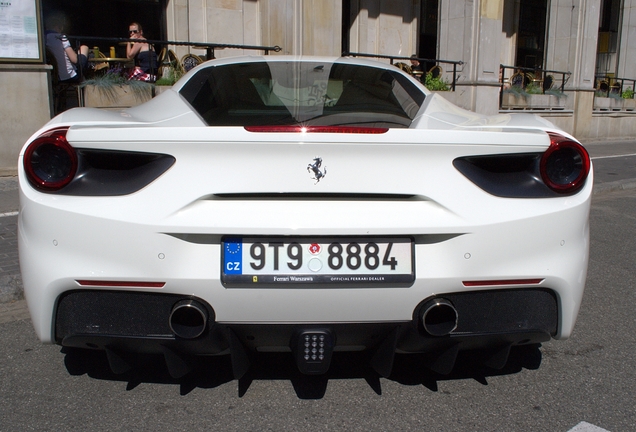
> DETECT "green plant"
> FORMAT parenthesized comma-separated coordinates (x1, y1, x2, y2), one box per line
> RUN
(423, 72, 450, 91)
(525, 83, 543, 94)
(503, 85, 566, 100)
(621, 87, 634, 99)
(545, 88, 566, 98)
(155, 64, 184, 86)
(595, 90, 623, 99)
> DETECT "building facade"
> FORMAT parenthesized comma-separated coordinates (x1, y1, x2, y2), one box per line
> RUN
(163, 0, 636, 140)
(1, 0, 635, 173)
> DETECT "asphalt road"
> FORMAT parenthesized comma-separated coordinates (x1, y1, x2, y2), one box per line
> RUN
(0, 140, 635, 431)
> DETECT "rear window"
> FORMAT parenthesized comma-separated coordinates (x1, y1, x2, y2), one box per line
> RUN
(179, 61, 425, 128)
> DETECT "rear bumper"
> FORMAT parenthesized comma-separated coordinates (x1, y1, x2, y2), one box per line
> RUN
(56, 288, 556, 376)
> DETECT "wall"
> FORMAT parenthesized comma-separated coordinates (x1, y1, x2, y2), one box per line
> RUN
(0, 65, 52, 176)
(347, 0, 419, 57)
(166, 0, 343, 59)
(166, 0, 263, 60)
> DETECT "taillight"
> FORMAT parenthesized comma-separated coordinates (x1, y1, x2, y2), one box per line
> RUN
(23, 127, 77, 191)
(540, 133, 590, 193)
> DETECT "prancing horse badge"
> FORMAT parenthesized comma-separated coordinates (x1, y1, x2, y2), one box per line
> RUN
(307, 157, 327, 184)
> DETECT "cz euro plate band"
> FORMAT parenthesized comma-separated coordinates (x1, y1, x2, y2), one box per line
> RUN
(222, 237, 414, 287)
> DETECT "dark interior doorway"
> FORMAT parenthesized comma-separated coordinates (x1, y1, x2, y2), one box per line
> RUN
(42, 0, 166, 55)
(419, 0, 438, 70)
(515, 0, 548, 69)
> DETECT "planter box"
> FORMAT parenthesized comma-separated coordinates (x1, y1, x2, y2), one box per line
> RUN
(593, 96, 636, 111)
(622, 98, 636, 111)
(501, 92, 566, 110)
(84, 84, 152, 109)
(153, 85, 173, 96)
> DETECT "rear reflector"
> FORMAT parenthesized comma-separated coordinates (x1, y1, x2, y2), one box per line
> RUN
(462, 279, 544, 287)
(245, 125, 388, 134)
(76, 280, 165, 288)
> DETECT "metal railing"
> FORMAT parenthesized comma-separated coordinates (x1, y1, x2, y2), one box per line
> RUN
(500, 64, 571, 94)
(594, 75, 635, 98)
(343, 52, 463, 91)
(499, 64, 571, 110)
(68, 35, 281, 65)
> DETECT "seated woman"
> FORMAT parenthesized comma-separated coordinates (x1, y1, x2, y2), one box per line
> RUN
(125, 22, 157, 82)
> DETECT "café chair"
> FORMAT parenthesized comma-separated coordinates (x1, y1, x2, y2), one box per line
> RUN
(45, 49, 84, 115)
(428, 65, 443, 79)
(181, 54, 203, 72)
(157, 48, 184, 79)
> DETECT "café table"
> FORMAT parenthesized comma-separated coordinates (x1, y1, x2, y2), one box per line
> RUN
(88, 57, 135, 71)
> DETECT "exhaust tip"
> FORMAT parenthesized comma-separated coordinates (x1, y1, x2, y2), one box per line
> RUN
(421, 298, 458, 337)
(169, 300, 208, 339)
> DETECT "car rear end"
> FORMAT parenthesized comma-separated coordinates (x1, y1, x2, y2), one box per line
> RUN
(18, 57, 592, 377)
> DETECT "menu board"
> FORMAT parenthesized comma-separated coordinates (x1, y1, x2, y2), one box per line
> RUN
(0, 0, 43, 62)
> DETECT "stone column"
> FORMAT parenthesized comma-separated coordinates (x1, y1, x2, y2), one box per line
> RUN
(439, 0, 503, 115)
(555, 0, 601, 140)
(617, 0, 636, 81)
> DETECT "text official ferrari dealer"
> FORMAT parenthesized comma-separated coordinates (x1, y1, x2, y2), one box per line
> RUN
(18, 56, 592, 378)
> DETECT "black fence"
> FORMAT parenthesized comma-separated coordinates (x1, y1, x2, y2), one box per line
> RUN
(594, 76, 636, 98)
(343, 52, 464, 91)
(66, 35, 281, 74)
(500, 64, 571, 94)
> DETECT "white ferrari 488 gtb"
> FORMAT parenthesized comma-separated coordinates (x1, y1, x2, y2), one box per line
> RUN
(19, 56, 592, 378)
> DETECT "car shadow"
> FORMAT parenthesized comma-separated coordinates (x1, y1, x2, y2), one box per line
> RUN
(62, 344, 542, 399)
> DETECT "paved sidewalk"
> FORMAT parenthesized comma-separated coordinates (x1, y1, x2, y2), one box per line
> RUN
(0, 175, 18, 215)
(1, 140, 635, 323)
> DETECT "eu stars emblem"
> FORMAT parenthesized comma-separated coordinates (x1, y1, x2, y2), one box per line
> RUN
(224, 238, 242, 275)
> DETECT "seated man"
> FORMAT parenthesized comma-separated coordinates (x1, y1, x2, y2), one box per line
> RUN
(409, 55, 424, 81)
(45, 13, 89, 83)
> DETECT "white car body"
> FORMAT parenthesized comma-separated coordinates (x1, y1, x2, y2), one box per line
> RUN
(19, 56, 592, 377)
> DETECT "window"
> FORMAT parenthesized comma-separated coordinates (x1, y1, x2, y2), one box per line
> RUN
(180, 61, 425, 128)
(516, 0, 548, 69)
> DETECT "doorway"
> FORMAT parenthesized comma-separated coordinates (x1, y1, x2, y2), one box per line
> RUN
(42, 0, 166, 55)
(515, 0, 548, 69)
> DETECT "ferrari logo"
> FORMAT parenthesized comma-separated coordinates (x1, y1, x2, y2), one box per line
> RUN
(307, 157, 327, 184)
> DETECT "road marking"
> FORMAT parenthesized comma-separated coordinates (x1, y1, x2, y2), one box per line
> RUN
(591, 153, 636, 160)
(0, 211, 18, 218)
(567, 421, 611, 432)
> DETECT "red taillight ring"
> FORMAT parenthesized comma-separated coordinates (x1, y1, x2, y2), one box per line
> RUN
(24, 127, 77, 191)
(540, 133, 590, 193)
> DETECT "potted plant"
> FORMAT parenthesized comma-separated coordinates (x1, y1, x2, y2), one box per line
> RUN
(501, 85, 567, 110)
(81, 71, 153, 108)
(622, 87, 636, 110)
(153, 64, 184, 96)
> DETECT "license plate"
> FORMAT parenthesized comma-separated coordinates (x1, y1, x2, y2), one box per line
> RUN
(222, 237, 414, 286)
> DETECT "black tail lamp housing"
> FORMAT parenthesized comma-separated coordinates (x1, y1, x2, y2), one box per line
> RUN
(23, 126, 175, 196)
(453, 132, 590, 198)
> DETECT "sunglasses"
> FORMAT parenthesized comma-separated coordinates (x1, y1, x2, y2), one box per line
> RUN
(129, 30, 139, 34)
